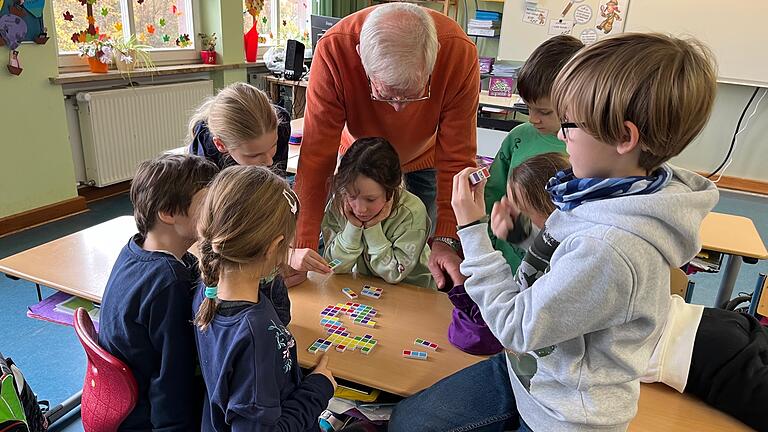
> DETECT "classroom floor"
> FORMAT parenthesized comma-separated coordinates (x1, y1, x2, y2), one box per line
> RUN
(0, 189, 766, 430)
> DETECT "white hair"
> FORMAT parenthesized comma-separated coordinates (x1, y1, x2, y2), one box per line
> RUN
(359, 3, 438, 93)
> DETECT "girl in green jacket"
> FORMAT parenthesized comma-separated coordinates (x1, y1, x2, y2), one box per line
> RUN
(321, 137, 435, 289)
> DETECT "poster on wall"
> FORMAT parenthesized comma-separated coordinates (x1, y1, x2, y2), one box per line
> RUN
(595, 0, 627, 35)
(0, 0, 49, 75)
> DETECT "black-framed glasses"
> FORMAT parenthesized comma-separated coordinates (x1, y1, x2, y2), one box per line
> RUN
(560, 122, 579, 140)
(368, 75, 431, 103)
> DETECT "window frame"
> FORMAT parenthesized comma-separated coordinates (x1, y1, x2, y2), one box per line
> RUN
(246, 0, 311, 53)
(56, 0, 200, 71)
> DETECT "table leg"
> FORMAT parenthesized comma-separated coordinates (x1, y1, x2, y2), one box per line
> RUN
(36, 283, 42, 302)
(715, 254, 742, 308)
(45, 390, 82, 425)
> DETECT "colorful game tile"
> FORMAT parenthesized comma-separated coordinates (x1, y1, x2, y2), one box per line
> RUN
(342, 287, 358, 300)
(414, 338, 439, 351)
(469, 167, 491, 185)
(361, 285, 383, 299)
(329, 258, 343, 270)
(402, 350, 428, 360)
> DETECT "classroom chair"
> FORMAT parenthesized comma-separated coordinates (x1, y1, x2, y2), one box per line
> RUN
(747, 273, 768, 318)
(670, 267, 694, 302)
(73, 307, 138, 432)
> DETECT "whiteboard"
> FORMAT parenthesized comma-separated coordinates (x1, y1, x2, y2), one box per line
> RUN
(498, 0, 768, 87)
(498, 0, 629, 63)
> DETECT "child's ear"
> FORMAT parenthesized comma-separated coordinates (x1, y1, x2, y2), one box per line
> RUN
(212, 137, 228, 154)
(616, 120, 641, 155)
(157, 211, 175, 225)
(265, 235, 286, 264)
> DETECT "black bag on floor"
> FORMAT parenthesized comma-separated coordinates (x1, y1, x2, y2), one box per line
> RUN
(0, 353, 48, 432)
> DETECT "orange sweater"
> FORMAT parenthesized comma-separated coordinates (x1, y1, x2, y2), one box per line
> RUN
(294, 6, 479, 249)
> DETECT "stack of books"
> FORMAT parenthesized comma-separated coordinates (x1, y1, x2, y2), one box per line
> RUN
(468, 10, 501, 37)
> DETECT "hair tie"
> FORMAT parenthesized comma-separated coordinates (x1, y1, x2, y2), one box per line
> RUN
(204, 286, 218, 299)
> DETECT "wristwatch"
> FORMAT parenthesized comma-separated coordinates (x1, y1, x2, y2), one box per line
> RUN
(433, 236, 462, 253)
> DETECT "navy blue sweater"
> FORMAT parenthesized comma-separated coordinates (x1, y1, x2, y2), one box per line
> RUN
(189, 104, 291, 176)
(98, 235, 201, 431)
(193, 286, 334, 431)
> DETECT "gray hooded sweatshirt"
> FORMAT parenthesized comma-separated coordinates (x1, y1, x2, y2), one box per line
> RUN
(458, 165, 718, 431)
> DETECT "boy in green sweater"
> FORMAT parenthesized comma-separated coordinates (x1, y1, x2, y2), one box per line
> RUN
(484, 35, 583, 270)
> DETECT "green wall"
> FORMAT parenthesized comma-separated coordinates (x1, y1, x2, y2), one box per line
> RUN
(200, 0, 247, 87)
(0, 1, 78, 219)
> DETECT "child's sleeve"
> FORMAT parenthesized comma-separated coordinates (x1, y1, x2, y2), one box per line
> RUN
(458, 223, 634, 353)
(362, 209, 429, 284)
(321, 204, 364, 273)
(145, 281, 199, 430)
(227, 333, 334, 431)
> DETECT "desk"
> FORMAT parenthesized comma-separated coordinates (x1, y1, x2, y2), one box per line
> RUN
(0, 216, 752, 430)
(479, 90, 522, 110)
(0, 216, 136, 303)
(266, 76, 308, 119)
(700, 212, 768, 307)
(289, 272, 482, 396)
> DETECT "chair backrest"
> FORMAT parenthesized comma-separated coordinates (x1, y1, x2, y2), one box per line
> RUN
(73, 307, 139, 432)
(670, 267, 690, 298)
(748, 273, 768, 317)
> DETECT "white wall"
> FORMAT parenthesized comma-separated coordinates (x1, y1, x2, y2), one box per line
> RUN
(672, 84, 768, 182)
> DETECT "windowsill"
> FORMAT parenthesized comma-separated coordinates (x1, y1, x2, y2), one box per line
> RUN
(50, 62, 265, 85)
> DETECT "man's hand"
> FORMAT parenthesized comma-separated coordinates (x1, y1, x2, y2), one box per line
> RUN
(428, 240, 465, 290)
(289, 248, 331, 274)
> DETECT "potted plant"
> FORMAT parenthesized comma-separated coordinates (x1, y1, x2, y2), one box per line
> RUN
(198, 32, 217, 64)
(77, 34, 115, 73)
(113, 35, 154, 74)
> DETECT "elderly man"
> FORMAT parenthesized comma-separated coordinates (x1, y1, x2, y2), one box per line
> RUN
(291, 3, 479, 289)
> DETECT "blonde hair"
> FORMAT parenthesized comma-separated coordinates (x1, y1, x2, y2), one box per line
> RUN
(359, 3, 438, 94)
(194, 165, 299, 331)
(551, 33, 717, 171)
(187, 82, 278, 152)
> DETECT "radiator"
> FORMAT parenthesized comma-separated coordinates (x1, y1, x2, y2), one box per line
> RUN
(76, 80, 214, 187)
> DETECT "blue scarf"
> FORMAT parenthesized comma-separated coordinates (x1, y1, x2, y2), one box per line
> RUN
(546, 165, 673, 211)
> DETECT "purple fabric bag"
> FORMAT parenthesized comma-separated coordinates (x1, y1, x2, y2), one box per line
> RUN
(447, 284, 504, 355)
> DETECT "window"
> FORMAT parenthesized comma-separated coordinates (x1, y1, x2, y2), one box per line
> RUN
(243, 0, 310, 49)
(53, 0, 196, 65)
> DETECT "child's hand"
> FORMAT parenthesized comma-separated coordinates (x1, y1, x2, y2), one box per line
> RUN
(311, 355, 337, 391)
(491, 197, 516, 239)
(451, 168, 488, 226)
(343, 202, 364, 228)
(364, 199, 393, 228)
(289, 248, 331, 274)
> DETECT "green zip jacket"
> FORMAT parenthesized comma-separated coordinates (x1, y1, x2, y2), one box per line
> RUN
(321, 189, 435, 289)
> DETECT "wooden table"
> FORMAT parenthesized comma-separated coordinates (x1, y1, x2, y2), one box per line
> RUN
(479, 90, 522, 110)
(0, 216, 136, 302)
(0, 216, 752, 430)
(266, 76, 308, 119)
(288, 272, 482, 397)
(700, 212, 768, 307)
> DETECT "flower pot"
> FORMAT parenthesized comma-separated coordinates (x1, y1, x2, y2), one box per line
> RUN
(244, 21, 259, 62)
(87, 57, 109, 73)
(115, 50, 136, 73)
(201, 50, 217, 64)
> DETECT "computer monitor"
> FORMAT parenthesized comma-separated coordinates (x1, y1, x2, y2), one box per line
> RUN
(310, 14, 341, 50)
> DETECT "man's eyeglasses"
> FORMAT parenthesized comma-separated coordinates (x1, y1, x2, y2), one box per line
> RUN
(561, 122, 579, 140)
(368, 75, 431, 103)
